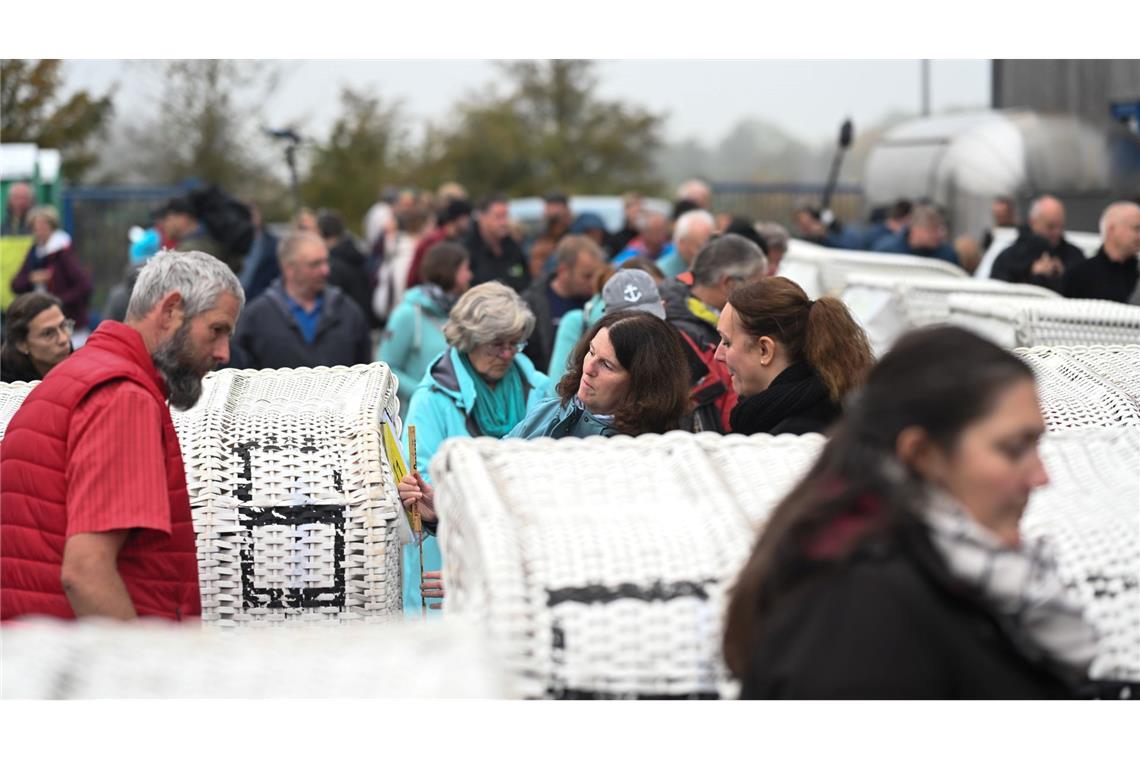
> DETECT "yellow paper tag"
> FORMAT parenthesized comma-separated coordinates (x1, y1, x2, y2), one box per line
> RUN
(381, 421, 408, 484)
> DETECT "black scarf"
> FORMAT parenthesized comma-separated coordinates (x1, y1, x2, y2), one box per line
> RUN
(729, 363, 840, 435)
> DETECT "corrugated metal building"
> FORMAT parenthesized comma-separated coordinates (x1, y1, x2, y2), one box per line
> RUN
(992, 60, 1140, 127)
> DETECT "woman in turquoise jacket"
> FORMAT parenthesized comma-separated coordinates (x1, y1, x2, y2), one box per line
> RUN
(397, 281, 549, 617)
(379, 242, 472, 413)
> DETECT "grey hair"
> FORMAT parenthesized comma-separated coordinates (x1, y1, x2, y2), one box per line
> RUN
(755, 221, 790, 253)
(1099, 201, 1140, 239)
(443, 281, 535, 352)
(691, 233, 768, 287)
(126, 248, 245, 321)
(910, 204, 946, 230)
(673, 209, 715, 244)
(676, 178, 711, 201)
(277, 231, 325, 267)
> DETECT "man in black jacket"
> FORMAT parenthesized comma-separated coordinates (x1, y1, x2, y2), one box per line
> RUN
(521, 235, 604, 373)
(990, 195, 1084, 293)
(463, 193, 530, 293)
(232, 231, 371, 370)
(1065, 201, 1140, 302)
(318, 210, 373, 326)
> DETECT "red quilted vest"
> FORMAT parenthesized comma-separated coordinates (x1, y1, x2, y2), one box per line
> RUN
(1, 321, 201, 621)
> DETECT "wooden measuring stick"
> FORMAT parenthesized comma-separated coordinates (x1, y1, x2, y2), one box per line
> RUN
(407, 425, 426, 617)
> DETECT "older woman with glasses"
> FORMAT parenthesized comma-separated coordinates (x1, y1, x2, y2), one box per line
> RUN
(1, 292, 75, 383)
(396, 281, 548, 616)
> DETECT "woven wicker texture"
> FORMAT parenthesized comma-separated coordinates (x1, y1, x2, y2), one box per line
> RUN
(0, 380, 38, 444)
(842, 273, 1060, 356)
(947, 294, 1140, 348)
(1015, 345, 1140, 430)
(780, 239, 967, 299)
(431, 431, 825, 699)
(0, 615, 514, 698)
(433, 428, 1138, 695)
(169, 363, 405, 627)
(1023, 428, 1140, 681)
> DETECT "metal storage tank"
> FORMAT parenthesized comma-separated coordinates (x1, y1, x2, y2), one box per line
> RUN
(863, 110, 1140, 240)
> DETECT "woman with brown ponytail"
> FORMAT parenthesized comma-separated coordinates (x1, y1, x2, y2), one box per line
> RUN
(713, 276, 873, 435)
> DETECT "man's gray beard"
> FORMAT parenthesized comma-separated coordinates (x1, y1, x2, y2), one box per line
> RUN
(151, 320, 211, 411)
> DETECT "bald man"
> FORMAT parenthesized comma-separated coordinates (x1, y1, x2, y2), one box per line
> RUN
(990, 195, 1084, 293)
(1064, 201, 1140, 302)
(2, 182, 34, 236)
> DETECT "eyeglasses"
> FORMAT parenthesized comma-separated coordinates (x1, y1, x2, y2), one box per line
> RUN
(483, 339, 527, 356)
(34, 319, 76, 342)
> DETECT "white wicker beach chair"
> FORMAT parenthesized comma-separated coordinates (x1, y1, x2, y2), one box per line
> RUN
(842, 273, 1059, 356)
(0, 380, 37, 444)
(780, 239, 967, 299)
(947, 295, 1140, 348)
(1022, 428, 1140, 682)
(0, 615, 513, 698)
(430, 431, 823, 699)
(1015, 345, 1140, 430)
(168, 363, 405, 627)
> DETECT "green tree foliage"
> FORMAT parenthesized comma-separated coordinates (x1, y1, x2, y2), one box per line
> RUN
(425, 61, 666, 198)
(301, 87, 412, 232)
(124, 60, 281, 196)
(1, 59, 115, 183)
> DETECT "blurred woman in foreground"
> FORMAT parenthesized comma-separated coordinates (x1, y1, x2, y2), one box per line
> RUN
(724, 326, 1097, 698)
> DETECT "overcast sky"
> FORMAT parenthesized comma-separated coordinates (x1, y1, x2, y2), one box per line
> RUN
(62, 59, 990, 148)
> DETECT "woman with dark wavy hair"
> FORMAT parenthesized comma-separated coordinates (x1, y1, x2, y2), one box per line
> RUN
(723, 326, 1099, 699)
(1, 292, 74, 383)
(507, 309, 691, 439)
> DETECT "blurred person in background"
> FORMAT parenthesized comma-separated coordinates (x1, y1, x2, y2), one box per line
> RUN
(396, 282, 548, 615)
(318, 210, 372, 326)
(237, 200, 281, 303)
(10, 205, 93, 339)
(232, 231, 370, 370)
(527, 191, 574, 279)
(981, 195, 1019, 252)
(463, 193, 530, 293)
(677, 178, 712, 210)
(608, 192, 643, 255)
(613, 209, 673, 265)
(991, 196, 1083, 293)
(379, 242, 473, 413)
(657, 209, 715, 278)
(861, 199, 912, 250)
(792, 206, 863, 250)
(2, 182, 34, 236)
(406, 198, 473, 289)
(521, 235, 605, 374)
(566, 212, 610, 261)
(755, 221, 789, 275)
(373, 197, 431, 325)
(715, 276, 873, 436)
(724, 327, 1097, 698)
(1065, 201, 1140, 302)
(1, 293, 73, 383)
(871, 204, 958, 264)
(954, 235, 983, 275)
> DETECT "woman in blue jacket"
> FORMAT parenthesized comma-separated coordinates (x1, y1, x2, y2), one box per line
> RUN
(396, 281, 549, 617)
(379, 242, 472, 414)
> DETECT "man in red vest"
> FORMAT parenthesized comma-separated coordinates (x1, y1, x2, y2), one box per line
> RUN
(1, 249, 244, 622)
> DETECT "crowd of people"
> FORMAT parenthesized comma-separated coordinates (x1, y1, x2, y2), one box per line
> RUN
(1, 172, 1138, 700)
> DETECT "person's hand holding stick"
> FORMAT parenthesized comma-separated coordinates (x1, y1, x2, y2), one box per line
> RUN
(408, 426, 426, 617)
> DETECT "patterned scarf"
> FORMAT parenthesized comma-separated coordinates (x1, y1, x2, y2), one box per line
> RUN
(922, 488, 1098, 679)
(458, 352, 527, 438)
